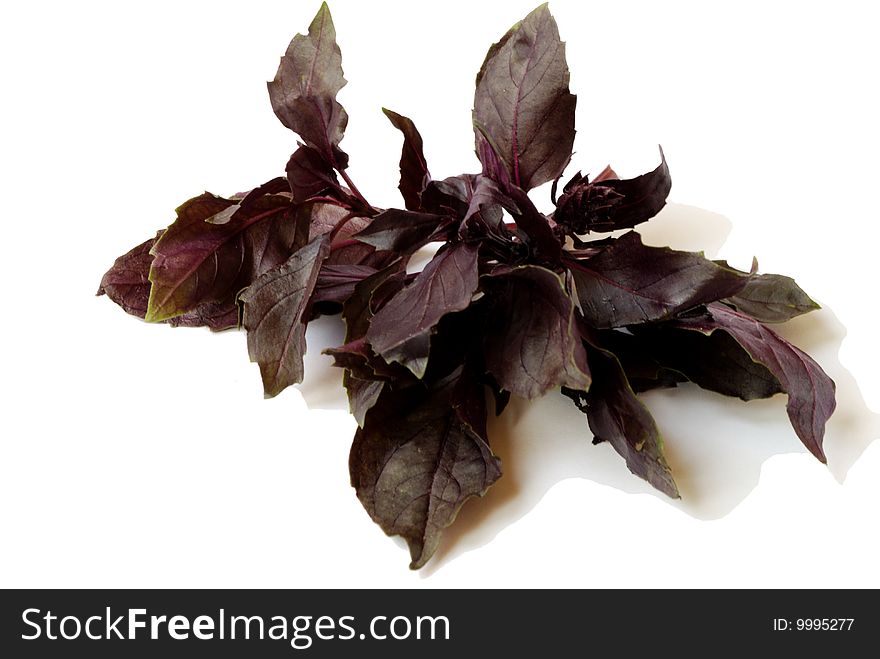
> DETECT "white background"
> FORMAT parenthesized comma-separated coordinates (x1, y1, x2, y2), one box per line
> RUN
(1, 0, 878, 587)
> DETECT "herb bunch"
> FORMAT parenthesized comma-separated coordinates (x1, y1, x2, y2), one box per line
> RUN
(99, 3, 836, 568)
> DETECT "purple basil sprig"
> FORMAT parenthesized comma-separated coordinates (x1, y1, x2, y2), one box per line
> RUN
(99, 3, 835, 569)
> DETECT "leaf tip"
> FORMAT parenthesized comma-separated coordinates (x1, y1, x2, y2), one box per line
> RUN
(142, 305, 164, 324)
(664, 479, 682, 500)
(810, 441, 828, 464)
(260, 374, 287, 399)
(311, 2, 335, 34)
(532, 2, 551, 16)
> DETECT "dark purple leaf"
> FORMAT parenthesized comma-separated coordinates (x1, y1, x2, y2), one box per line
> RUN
(98, 232, 162, 318)
(324, 337, 397, 381)
(505, 186, 562, 262)
(555, 148, 671, 234)
(350, 369, 501, 569)
(483, 265, 590, 399)
(593, 165, 619, 183)
(235, 177, 290, 209)
(145, 192, 303, 323)
(473, 4, 576, 190)
(383, 108, 430, 211)
(562, 346, 679, 498)
(624, 323, 784, 401)
(590, 329, 687, 393)
(352, 209, 446, 253)
(475, 132, 512, 190)
(346, 376, 384, 428)
(419, 301, 488, 385)
(268, 3, 349, 170)
(240, 235, 331, 397)
(626, 368, 687, 394)
(325, 338, 412, 385)
(366, 242, 480, 377)
(323, 240, 397, 269)
(567, 231, 750, 328)
(461, 175, 511, 236)
(331, 263, 407, 423)
(285, 144, 344, 203)
(465, 176, 506, 219)
(99, 231, 244, 331)
(671, 304, 836, 462)
(304, 202, 371, 245)
(341, 262, 406, 342)
(300, 203, 394, 278)
(421, 174, 479, 217)
(723, 272, 820, 323)
(311, 264, 378, 306)
(421, 174, 513, 238)
(168, 301, 240, 331)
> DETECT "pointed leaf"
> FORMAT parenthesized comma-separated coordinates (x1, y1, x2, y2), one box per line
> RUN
(483, 265, 590, 399)
(383, 108, 430, 211)
(568, 231, 751, 328)
(352, 209, 446, 253)
(144, 192, 301, 323)
(346, 376, 384, 428)
(562, 346, 679, 498)
(366, 242, 480, 377)
(268, 3, 349, 168)
(98, 232, 162, 318)
(473, 4, 576, 190)
(723, 272, 820, 323)
(593, 165, 619, 183)
(240, 235, 331, 397)
(100, 231, 244, 330)
(671, 304, 836, 462)
(555, 148, 671, 234)
(350, 371, 501, 569)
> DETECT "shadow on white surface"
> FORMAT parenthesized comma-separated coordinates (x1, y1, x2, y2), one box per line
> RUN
(299, 316, 349, 412)
(295, 203, 880, 577)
